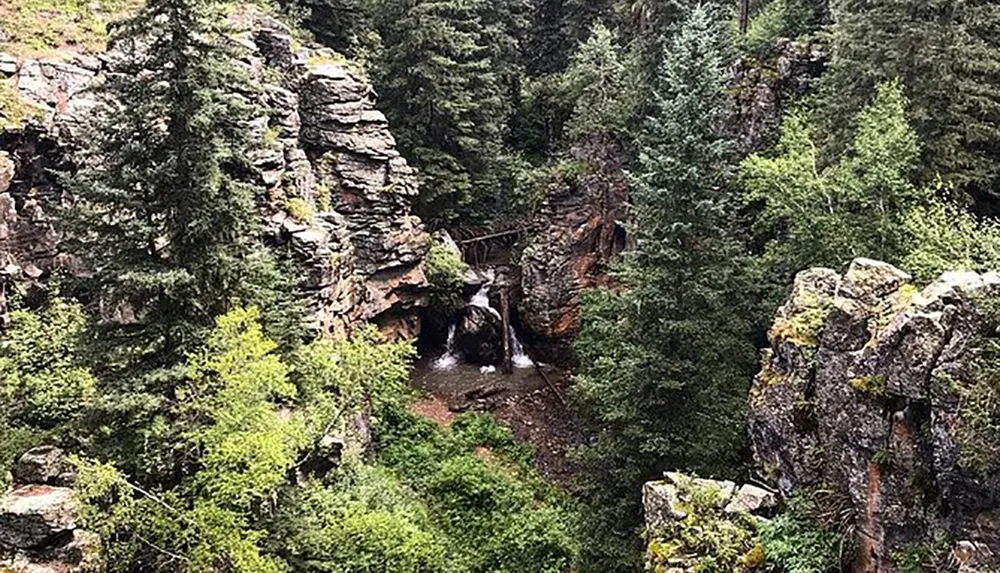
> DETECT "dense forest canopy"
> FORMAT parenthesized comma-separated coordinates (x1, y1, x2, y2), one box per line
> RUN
(3, 0, 1000, 571)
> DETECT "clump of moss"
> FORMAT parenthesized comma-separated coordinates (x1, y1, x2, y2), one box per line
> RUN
(285, 197, 315, 222)
(646, 477, 761, 572)
(424, 238, 468, 318)
(0, 80, 43, 129)
(850, 374, 887, 397)
(771, 304, 832, 347)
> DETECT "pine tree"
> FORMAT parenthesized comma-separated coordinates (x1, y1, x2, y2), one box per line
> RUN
(370, 0, 511, 226)
(563, 21, 636, 141)
(815, 0, 1000, 207)
(303, 0, 374, 56)
(572, 6, 756, 571)
(66, 0, 287, 363)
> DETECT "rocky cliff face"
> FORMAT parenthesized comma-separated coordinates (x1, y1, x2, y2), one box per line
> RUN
(730, 40, 827, 153)
(518, 136, 626, 363)
(0, 7, 429, 339)
(751, 259, 1000, 570)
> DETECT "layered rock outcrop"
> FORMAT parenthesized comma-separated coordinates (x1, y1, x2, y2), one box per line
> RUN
(518, 136, 626, 363)
(0, 447, 100, 573)
(751, 259, 1000, 570)
(0, 7, 429, 339)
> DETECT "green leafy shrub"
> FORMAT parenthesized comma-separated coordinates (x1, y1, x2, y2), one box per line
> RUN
(902, 199, 1000, 284)
(0, 298, 97, 429)
(285, 197, 315, 221)
(374, 407, 581, 573)
(760, 495, 845, 573)
(269, 466, 452, 573)
(424, 237, 469, 318)
(742, 0, 788, 54)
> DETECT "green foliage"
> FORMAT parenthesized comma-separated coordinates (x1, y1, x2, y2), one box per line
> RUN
(269, 466, 452, 573)
(902, 198, 1000, 284)
(741, 0, 788, 54)
(424, 238, 470, 318)
(814, 0, 1000, 204)
(285, 197, 315, 221)
(0, 0, 142, 57)
(743, 81, 924, 282)
(0, 298, 97, 429)
(75, 457, 285, 573)
(374, 407, 579, 573)
(891, 535, 953, 573)
(572, 6, 757, 571)
(0, 79, 44, 129)
(66, 0, 297, 361)
(370, 0, 521, 226)
(182, 307, 307, 509)
(759, 495, 844, 573)
(563, 22, 636, 141)
(850, 375, 887, 397)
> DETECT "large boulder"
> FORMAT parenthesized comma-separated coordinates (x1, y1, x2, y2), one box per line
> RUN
(519, 136, 627, 364)
(455, 305, 504, 366)
(750, 259, 1000, 570)
(642, 472, 773, 572)
(12, 446, 76, 488)
(0, 446, 100, 573)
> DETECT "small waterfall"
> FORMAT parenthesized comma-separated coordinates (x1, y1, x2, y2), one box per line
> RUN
(431, 267, 533, 372)
(432, 323, 459, 371)
(469, 270, 501, 319)
(509, 327, 533, 369)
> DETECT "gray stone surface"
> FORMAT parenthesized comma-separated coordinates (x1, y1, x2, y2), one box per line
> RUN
(0, 7, 430, 340)
(750, 258, 1000, 571)
(12, 447, 76, 488)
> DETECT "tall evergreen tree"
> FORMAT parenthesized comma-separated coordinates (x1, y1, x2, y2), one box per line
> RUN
(64, 0, 297, 484)
(68, 0, 283, 361)
(370, 0, 511, 226)
(572, 6, 756, 571)
(815, 0, 1000, 207)
(563, 21, 636, 142)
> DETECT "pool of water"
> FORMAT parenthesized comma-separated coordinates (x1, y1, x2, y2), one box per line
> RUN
(410, 355, 550, 397)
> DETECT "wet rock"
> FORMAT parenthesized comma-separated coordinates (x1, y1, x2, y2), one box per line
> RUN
(455, 305, 504, 365)
(12, 447, 76, 488)
(751, 258, 1000, 570)
(519, 135, 627, 364)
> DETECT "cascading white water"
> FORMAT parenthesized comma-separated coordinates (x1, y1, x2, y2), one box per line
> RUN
(509, 328, 533, 369)
(432, 323, 459, 371)
(432, 267, 533, 371)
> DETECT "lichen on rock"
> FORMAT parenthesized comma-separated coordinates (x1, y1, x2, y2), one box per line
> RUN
(751, 258, 1000, 570)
